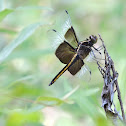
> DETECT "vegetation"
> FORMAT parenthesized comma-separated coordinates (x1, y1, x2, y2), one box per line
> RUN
(0, 0, 125, 125)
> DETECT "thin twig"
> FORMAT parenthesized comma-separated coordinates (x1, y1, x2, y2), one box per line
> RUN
(111, 63, 125, 121)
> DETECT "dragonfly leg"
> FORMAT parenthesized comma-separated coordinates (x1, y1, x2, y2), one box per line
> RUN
(92, 46, 102, 55)
(90, 50, 104, 61)
(97, 45, 103, 51)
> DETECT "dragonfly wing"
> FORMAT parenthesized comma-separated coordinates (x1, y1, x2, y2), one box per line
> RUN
(76, 63, 91, 81)
(62, 11, 79, 48)
(55, 41, 76, 64)
(64, 26, 79, 48)
(47, 10, 79, 50)
(47, 29, 65, 50)
(86, 48, 103, 63)
(68, 56, 84, 75)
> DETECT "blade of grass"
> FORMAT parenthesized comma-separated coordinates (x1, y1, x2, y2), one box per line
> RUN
(0, 9, 14, 22)
(0, 28, 17, 34)
(36, 96, 65, 106)
(0, 22, 46, 63)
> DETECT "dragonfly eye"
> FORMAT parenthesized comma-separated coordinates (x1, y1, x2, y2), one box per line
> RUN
(90, 35, 97, 44)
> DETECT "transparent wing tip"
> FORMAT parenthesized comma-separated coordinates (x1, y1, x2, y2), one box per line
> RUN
(65, 10, 68, 14)
(76, 65, 91, 82)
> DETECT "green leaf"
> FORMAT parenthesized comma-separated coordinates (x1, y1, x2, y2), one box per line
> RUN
(0, 9, 14, 22)
(0, 28, 17, 35)
(5, 49, 52, 61)
(6, 110, 42, 126)
(0, 22, 45, 63)
(82, 88, 100, 96)
(36, 96, 65, 106)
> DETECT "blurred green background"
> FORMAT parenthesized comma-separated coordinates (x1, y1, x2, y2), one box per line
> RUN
(0, 0, 126, 125)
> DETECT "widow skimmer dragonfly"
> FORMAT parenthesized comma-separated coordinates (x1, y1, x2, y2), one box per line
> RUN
(49, 10, 99, 86)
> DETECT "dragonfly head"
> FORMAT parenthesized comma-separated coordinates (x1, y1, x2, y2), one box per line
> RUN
(89, 35, 97, 45)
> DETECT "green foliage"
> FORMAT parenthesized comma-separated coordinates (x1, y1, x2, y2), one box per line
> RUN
(0, 9, 14, 22)
(36, 96, 65, 105)
(0, 22, 45, 63)
(0, 0, 125, 126)
(6, 110, 43, 126)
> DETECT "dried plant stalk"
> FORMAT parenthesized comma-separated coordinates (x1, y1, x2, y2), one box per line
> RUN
(97, 34, 125, 123)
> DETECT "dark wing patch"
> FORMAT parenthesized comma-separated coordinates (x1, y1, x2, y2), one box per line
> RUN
(68, 56, 84, 75)
(64, 26, 78, 48)
(55, 41, 76, 64)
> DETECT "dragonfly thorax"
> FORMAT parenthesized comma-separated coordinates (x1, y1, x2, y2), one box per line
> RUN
(77, 35, 97, 60)
(77, 44, 91, 60)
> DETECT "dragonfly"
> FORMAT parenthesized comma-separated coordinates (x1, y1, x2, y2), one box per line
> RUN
(49, 10, 100, 86)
